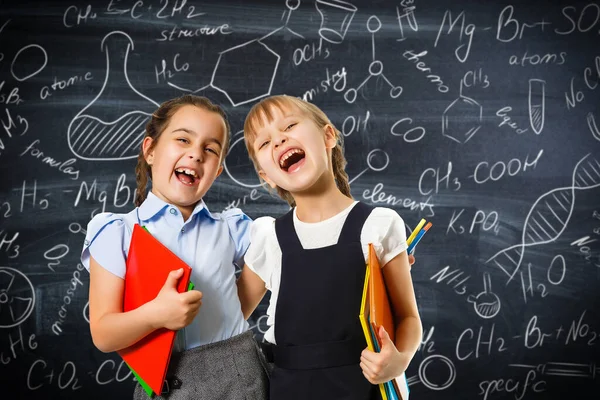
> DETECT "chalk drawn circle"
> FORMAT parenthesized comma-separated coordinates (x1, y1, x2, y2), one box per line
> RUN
(0, 267, 36, 328)
(222, 132, 263, 188)
(369, 61, 383, 76)
(367, 15, 382, 33)
(249, 314, 270, 335)
(0, 293, 8, 304)
(286, 0, 301, 11)
(11, 44, 48, 82)
(367, 149, 389, 172)
(68, 223, 86, 235)
(390, 86, 403, 98)
(344, 88, 358, 104)
(418, 354, 456, 391)
(83, 301, 90, 324)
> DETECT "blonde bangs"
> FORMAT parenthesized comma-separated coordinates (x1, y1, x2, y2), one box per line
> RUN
(243, 95, 319, 152)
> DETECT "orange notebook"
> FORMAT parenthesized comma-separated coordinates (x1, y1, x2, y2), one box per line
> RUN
(118, 224, 193, 397)
(367, 243, 395, 345)
(360, 243, 410, 400)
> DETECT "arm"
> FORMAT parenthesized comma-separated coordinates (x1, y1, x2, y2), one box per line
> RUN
(89, 257, 202, 353)
(383, 250, 422, 362)
(360, 250, 422, 383)
(237, 264, 267, 320)
(89, 256, 156, 352)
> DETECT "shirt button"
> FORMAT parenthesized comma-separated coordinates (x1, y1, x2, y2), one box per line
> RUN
(181, 228, 185, 233)
(170, 208, 177, 215)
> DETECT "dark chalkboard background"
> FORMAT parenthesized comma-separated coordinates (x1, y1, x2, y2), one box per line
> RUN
(1, 0, 599, 398)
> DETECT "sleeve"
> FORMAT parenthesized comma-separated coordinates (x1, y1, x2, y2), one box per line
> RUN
(222, 207, 253, 265)
(363, 207, 408, 267)
(80, 213, 130, 279)
(243, 216, 279, 289)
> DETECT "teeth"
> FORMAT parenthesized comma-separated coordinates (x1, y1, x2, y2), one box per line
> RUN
(279, 149, 303, 167)
(175, 168, 198, 177)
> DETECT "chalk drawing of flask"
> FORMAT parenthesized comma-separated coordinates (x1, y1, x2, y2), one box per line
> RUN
(68, 31, 159, 161)
(467, 272, 500, 319)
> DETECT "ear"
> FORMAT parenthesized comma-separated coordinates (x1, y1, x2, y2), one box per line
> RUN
(215, 164, 224, 178)
(259, 169, 277, 189)
(323, 124, 337, 150)
(142, 137, 154, 165)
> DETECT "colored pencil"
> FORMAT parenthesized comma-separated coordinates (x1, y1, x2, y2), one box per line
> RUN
(407, 222, 432, 254)
(407, 218, 426, 245)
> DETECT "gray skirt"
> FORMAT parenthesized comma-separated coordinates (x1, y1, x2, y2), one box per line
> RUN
(133, 330, 270, 399)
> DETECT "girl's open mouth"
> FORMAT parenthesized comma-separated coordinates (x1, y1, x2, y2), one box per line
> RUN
(279, 149, 305, 173)
(174, 168, 199, 186)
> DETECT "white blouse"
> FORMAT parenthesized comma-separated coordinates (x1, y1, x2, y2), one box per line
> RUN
(245, 201, 408, 344)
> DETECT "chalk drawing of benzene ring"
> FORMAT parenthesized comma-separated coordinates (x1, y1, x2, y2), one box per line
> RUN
(170, 2, 303, 106)
(0, 267, 35, 329)
(210, 39, 280, 107)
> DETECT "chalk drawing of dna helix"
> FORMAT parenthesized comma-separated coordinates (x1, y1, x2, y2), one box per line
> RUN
(486, 153, 600, 283)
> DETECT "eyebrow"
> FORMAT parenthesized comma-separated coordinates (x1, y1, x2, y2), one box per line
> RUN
(172, 128, 222, 148)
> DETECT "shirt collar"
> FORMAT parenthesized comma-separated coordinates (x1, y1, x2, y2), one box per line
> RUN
(138, 191, 219, 221)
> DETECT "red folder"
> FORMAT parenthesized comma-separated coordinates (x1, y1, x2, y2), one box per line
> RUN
(118, 224, 192, 397)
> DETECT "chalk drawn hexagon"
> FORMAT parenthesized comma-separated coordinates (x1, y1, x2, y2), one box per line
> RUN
(211, 40, 280, 107)
(441, 96, 482, 144)
(0, 267, 35, 328)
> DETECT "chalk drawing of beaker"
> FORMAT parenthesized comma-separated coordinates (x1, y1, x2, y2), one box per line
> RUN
(68, 31, 159, 161)
(315, 0, 357, 44)
(0, 267, 35, 329)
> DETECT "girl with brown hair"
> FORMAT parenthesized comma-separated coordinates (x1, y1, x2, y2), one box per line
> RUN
(80, 94, 269, 399)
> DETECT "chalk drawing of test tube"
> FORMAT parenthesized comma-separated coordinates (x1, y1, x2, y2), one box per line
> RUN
(67, 31, 159, 161)
(315, 0, 357, 44)
(486, 153, 600, 283)
(528, 79, 546, 135)
(396, 2, 418, 41)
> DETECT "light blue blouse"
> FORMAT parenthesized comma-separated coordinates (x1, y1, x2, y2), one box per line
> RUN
(80, 191, 251, 350)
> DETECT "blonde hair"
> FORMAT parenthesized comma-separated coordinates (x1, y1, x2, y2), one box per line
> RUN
(134, 94, 231, 206)
(243, 95, 351, 207)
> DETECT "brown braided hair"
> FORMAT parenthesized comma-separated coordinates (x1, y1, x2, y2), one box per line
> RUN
(134, 94, 231, 206)
(243, 95, 351, 207)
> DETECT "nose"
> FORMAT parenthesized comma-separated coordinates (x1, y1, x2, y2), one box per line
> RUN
(273, 134, 287, 148)
(188, 150, 203, 163)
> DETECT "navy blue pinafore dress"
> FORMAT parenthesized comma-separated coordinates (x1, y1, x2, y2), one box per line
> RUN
(267, 202, 381, 400)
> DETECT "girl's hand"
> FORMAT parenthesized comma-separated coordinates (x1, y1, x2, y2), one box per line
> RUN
(360, 326, 410, 384)
(150, 268, 203, 330)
